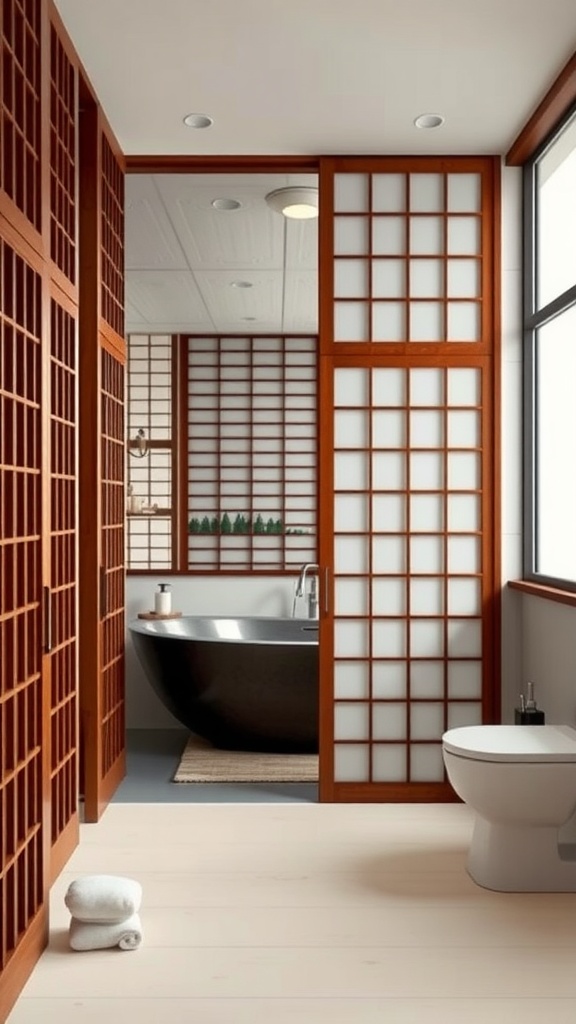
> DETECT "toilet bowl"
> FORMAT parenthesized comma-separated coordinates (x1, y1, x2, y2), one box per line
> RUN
(442, 724, 576, 891)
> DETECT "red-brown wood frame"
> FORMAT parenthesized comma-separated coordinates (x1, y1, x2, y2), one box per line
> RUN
(507, 49, 576, 165)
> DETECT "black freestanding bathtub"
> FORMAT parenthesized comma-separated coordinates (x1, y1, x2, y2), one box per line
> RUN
(129, 616, 319, 753)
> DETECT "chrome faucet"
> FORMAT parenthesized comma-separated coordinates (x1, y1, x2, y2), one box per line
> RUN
(293, 563, 319, 619)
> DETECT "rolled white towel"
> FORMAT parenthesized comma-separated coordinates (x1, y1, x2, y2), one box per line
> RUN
(64, 875, 142, 924)
(69, 912, 143, 951)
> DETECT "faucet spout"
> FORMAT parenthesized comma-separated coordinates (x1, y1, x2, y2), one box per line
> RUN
(293, 563, 320, 619)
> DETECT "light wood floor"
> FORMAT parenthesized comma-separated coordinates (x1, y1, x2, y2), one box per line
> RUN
(7, 801, 576, 1022)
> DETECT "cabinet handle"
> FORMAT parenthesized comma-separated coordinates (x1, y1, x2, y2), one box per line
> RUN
(43, 586, 52, 653)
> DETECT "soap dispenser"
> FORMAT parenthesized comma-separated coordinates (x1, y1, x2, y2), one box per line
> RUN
(515, 682, 545, 725)
(154, 583, 172, 616)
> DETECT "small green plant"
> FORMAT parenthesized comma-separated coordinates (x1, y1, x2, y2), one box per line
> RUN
(187, 512, 306, 536)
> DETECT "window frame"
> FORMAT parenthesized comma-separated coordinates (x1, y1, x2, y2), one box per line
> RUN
(523, 103, 576, 592)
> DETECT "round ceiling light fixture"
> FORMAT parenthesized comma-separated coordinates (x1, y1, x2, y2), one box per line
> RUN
(211, 197, 241, 210)
(183, 112, 213, 129)
(414, 113, 445, 129)
(265, 186, 319, 219)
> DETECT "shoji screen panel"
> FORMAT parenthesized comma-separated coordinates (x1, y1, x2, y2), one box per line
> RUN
(48, 293, 78, 877)
(100, 346, 125, 780)
(322, 158, 496, 355)
(0, 0, 42, 239)
(0, 240, 45, 981)
(49, 17, 76, 287)
(187, 335, 317, 572)
(100, 134, 124, 339)
(318, 157, 500, 802)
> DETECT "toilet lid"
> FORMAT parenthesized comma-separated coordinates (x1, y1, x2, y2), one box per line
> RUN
(442, 725, 576, 762)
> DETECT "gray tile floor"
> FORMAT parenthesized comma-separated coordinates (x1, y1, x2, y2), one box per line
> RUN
(111, 729, 318, 803)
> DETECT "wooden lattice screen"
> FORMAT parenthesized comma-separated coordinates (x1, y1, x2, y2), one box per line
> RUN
(0, 239, 44, 976)
(49, 19, 76, 284)
(100, 135, 124, 337)
(49, 297, 77, 869)
(0, 0, 42, 232)
(100, 347, 125, 777)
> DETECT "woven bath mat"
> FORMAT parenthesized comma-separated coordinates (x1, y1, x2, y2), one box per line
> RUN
(173, 734, 318, 783)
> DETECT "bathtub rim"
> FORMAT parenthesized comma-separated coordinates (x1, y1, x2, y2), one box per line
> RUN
(128, 614, 319, 646)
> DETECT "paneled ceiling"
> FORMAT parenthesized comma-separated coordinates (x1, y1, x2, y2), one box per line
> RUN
(125, 173, 318, 334)
(56, 0, 576, 335)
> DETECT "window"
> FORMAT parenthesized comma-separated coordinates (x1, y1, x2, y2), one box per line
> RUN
(524, 108, 576, 590)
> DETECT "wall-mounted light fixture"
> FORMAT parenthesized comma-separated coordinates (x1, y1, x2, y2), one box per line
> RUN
(265, 186, 318, 220)
(128, 428, 149, 459)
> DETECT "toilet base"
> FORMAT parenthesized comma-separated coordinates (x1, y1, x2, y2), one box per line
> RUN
(468, 816, 576, 892)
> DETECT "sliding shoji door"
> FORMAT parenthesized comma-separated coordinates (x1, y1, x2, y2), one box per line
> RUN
(78, 83, 126, 823)
(318, 158, 500, 801)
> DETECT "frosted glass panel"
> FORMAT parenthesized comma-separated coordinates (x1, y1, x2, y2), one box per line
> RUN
(373, 494, 406, 532)
(335, 409, 368, 448)
(372, 619, 406, 657)
(373, 216, 405, 255)
(373, 536, 407, 573)
(447, 410, 480, 448)
(334, 216, 369, 254)
(335, 368, 368, 406)
(372, 703, 407, 741)
(335, 535, 369, 574)
(372, 173, 406, 212)
(447, 259, 479, 297)
(411, 702, 445, 740)
(335, 301, 369, 342)
(448, 577, 481, 615)
(447, 451, 480, 489)
(372, 451, 406, 490)
(335, 577, 369, 616)
(410, 619, 444, 657)
(410, 660, 444, 698)
(410, 494, 443, 532)
(372, 578, 406, 615)
(334, 619, 369, 658)
(447, 367, 480, 406)
(334, 744, 369, 782)
(372, 410, 406, 448)
(447, 173, 481, 212)
(410, 577, 444, 616)
(410, 259, 443, 297)
(447, 535, 480, 574)
(373, 744, 407, 782)
(410, 173, 443, 212)
(447, 702, 482, 729)
(447, 216, 480, 255)
(447, 302, 480, 342)
(335, 702, 370, 741)
(410, 301, 443, 342)
(410, 367, 443, 406)
(335, 494, 368, 531)
(334, 259, 369, 298)
(410, 410, 443, 448)
(372, 661, 407, 698)
(447, 493, 480, 532)
(448, 660, 482, 699)
(410, 452, 444, 489)
(410, 216, 443, 254)
(335, 173, 369, 212)
(448, 619, 482, 657)
(335, 661, 370, 699)
(410, 744, 445, 782)
(372, 367, 406, 406)
(410, 535, 444, 573)
(373, 302, 406, 342)
(334, 452, 368, 490)
(372, 259, 406, 298)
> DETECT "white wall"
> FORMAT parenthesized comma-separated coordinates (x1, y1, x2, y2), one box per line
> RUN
(125, 163, 527, 731)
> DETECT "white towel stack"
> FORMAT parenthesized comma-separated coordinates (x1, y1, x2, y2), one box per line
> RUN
(64, 875, 143, 951)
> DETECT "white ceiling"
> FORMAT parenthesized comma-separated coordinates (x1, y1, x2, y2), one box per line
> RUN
(55, 0, 576, 335)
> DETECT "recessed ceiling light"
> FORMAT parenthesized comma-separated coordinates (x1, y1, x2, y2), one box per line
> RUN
(230, 280, 253, 289)
(414, 113, 445, 129)
(242, 317, 257, 322)
(183, 112, 213, 129)
(212, 198, 242, 211)
(265, 186, 318, 219)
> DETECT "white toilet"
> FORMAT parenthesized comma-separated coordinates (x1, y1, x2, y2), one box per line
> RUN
(442, 724, 576, 891)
